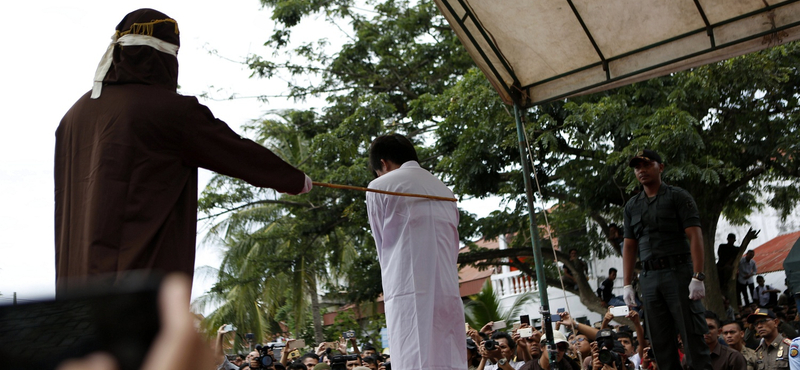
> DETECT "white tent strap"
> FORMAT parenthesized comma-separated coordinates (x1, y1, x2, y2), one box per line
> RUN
(91, 33, 179, 99)
(519, 114, 583, 365)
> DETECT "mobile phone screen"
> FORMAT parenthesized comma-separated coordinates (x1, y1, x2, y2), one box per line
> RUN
(550, 314, 562, 322)
(520, 315, 530, 325)
(0, 278, 161, 370)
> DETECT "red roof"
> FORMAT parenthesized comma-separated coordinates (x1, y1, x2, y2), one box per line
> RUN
(753, 230, 800, 273)
(458, 237, 499, 296)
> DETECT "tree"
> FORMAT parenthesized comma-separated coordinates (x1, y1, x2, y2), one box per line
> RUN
(433, 43, 800, 317)
(464, 280, 535, 330)
(200, 0, 800, 327)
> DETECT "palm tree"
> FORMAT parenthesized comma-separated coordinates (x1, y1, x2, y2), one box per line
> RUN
(464, 280, 535, 330)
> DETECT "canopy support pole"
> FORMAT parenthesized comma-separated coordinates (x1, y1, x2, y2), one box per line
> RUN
(513, 102, 557, 369)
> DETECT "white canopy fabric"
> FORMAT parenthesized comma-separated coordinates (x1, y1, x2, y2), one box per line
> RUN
(433, 0, 800, 106)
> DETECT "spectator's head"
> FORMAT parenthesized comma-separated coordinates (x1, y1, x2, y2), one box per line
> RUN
(287, 362, 307, 370)
(491, 331, 516, 360)
(541, 331, 569, 362)
(526, 331, 542, 358)
(720, 320, 745, 347)
(608, 224, 621, 237)
(616, 332, 635, 356)
(746, 250, 755, 260)
(748, 308, 779, 340)
(361, 344, 377, 358)
(569, 248, 578, 259)
(571, 334, 591, 357)
(757, 276, 765, 285)
(247, 351, 260, 369)
(313, 364, 331, 370)
(608, 268, 617, 280)
(704, 311, 721, 348)
(368, 134, 419, 177)
(361, 356, 378, 370)
(300, 353, 319, 368)
(345, 356, 362, 370)
(727, 233, 736, 244)
(234, 354, 247, 366)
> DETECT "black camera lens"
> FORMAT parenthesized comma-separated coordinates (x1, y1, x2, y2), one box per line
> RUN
(598, 349, 620, 366)
(484, 339, 498, 351)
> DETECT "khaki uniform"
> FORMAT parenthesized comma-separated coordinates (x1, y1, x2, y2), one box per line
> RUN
(741, 346, 759, 370)
(754, 334, 791, 370)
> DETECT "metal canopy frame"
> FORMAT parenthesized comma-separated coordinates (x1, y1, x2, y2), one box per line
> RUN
(437, 0, 800, 107)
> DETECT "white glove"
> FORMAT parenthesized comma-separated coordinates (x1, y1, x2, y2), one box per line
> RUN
(298, 175, 312, 195)
(623, 285, 636, 307)
(688, 278, 705, 300)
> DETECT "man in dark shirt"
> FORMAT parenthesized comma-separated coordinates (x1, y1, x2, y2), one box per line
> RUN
(717, 233, 738, 294)
(704, 311, 747, 370)
(601, 268, 617, 306)
(622, 149, 711, 370)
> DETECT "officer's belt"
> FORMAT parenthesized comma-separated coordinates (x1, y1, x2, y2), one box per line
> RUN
(642, 254, 692, 271)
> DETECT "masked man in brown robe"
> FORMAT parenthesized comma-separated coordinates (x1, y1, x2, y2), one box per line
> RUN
(55, 9, 311, 296)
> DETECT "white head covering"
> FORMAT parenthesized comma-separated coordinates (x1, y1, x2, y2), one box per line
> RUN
(91, 33, 179, 99)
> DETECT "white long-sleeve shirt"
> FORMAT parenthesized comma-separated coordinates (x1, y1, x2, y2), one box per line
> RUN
(367, 161, 466, 370)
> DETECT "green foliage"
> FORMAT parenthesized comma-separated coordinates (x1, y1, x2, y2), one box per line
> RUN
(464, 280, 535, 330)
(199, 0, 800, 329)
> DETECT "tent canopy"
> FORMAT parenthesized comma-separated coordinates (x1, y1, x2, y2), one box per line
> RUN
(433, 0, 800, 107)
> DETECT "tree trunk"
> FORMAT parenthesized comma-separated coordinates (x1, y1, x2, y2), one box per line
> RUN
(310, 274, 325, 344)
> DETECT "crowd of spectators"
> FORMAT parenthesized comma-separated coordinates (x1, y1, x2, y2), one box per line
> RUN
(212, 267, 800, 370)
(215, 329, 391, 370)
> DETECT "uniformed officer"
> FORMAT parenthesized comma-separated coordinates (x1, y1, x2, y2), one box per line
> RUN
(621, 149, 711, 370)
(749, 308, 792, 370)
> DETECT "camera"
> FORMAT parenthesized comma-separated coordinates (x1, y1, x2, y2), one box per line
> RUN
(330, 354, 360, 370)
(483, 339, 499, 351)
(598, 348, 622, 366)
(254, 343, 286, 368)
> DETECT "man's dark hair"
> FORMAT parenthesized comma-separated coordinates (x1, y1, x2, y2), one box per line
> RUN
(362, 356, 379, 366)
(238, 354, 247, 360)
(300, 353, 319, 362)
(287, 362, 306, 370)
(705, 310, 720, 328)
(491, 331, 516, 351)
(728, 233, 736, 239)
(609, 268, 618, 274)
(368, 134, 419, 175)
(721, 319, 744, 331)
(362, 343, 377, 352)
(616, 331, 633, 341)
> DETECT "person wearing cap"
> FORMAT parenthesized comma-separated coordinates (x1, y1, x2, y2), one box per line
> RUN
(519, 331, 579, 370)
(749, 308, 792, 370)
(54, 9, 312, 296)
(621, 149, 711, 370)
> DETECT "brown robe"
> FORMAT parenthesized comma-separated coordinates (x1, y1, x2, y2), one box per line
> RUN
(54, 9, 305, 295)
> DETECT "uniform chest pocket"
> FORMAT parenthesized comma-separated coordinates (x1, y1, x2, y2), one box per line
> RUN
(656, 208, 680, 233)
(630, 213, 643, 237)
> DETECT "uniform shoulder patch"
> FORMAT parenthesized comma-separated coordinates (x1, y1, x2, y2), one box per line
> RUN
(785, 338, 793, 345)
